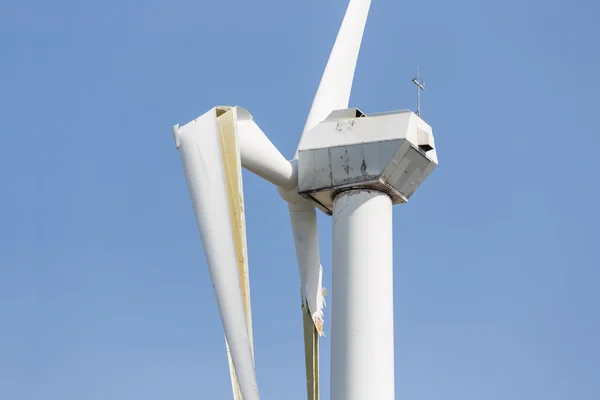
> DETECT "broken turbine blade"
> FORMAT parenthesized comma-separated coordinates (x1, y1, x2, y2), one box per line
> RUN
(173, 107, 259, 400)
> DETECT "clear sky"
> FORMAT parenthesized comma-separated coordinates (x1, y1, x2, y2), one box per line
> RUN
(1, 0, 599, 399)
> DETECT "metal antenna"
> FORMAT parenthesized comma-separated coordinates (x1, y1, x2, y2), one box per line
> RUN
(412, 67, 425, 117)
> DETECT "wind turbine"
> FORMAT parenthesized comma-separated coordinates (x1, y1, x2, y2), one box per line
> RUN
(170, 1, 438, 399)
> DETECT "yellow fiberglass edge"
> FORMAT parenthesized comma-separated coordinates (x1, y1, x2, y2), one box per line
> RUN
(303, 306, 319, 400)
(217, 108, 254, 400)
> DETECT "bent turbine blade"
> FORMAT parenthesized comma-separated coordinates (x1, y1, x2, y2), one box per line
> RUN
(295, 0, 373, 157)
(289, 202, 325, 400)
(173, 107, 259, 400)
(289, 203, 325, 335)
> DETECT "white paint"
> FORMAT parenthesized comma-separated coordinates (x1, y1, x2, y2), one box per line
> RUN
(294, 0, 373, 158)
(331, 189, 394, 400)
(173, 109, 259, 400)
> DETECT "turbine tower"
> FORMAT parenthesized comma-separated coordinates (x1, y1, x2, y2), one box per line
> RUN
(171, 1, 438, 399)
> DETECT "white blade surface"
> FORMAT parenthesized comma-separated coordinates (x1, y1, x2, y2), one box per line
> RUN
(295, 0, 372, 158)
(289, 201, 324, 400)
(235, 108, 297, 190)
(289, 202, 325, 334)
(173, 108, 259, 400)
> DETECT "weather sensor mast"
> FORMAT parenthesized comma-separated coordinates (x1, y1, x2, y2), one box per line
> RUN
(412, 67, 425, 117)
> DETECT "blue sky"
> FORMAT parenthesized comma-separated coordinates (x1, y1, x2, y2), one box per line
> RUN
(1, 0, 599, 399)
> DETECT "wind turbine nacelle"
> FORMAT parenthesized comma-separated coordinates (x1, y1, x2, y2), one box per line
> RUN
(297, 108, 439, 215)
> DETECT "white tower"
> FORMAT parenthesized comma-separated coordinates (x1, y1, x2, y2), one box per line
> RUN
(297, 109, 437, 399)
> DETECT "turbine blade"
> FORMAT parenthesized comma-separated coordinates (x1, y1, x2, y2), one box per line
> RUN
(288, 202, 325, 335)
(295, 0, 372, 158)
(173, 107, 259, 400)
(234, 108, 297, 189)
(287, 201, 326, 400)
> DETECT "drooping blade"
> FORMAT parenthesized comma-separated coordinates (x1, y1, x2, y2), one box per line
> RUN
(288, 201, 326, 400)
(295, 0, 373, 158)
(289, 203, 325, 336)
(173, 107, 259, 400)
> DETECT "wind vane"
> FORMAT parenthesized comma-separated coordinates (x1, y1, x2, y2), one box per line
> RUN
(412, 67, 425, 117)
